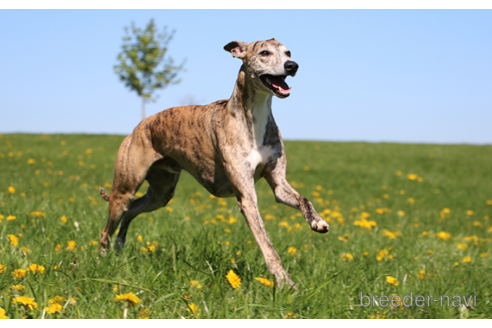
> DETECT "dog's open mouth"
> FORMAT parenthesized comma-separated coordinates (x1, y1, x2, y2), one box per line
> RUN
(260, 74, 291, 97)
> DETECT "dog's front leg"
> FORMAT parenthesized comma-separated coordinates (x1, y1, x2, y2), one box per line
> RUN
(264, 155, 329, 233)
(225, 163, 296, 288)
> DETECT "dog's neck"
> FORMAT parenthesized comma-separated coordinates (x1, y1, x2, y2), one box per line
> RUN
(228, 66, 273, 147)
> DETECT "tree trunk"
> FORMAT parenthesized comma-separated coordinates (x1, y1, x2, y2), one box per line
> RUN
(141, 98, 146, 121)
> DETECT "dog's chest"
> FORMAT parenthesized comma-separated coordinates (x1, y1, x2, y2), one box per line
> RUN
(245, 105, 276, 173)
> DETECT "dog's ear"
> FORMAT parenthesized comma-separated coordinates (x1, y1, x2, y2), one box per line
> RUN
(224, 41, 248, 59)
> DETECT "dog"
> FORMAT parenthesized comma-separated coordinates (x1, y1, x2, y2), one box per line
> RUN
(99, 39, 329, 287)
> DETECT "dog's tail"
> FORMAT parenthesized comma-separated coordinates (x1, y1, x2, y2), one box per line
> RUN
(99, 187, 110, 202)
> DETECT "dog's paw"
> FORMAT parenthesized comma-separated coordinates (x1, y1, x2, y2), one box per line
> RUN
(311, 219, 329, 233)
(114, 238, 125, 254)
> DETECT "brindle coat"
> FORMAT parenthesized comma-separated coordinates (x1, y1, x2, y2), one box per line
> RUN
(99, 39, 329, 287)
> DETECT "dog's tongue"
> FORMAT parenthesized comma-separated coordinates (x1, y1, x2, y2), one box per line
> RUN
(269, 76, 290, 92)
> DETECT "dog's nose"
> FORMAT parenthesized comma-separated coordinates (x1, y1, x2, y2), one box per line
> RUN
(284, 61, 299, 75)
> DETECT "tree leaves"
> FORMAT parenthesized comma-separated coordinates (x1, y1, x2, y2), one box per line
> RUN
(114, 19, 186, 118)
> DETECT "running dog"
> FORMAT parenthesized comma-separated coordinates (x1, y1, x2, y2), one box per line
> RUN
(99, 39, 329, 287)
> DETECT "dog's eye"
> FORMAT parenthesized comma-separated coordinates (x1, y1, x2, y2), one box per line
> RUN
(285, 51, 291, 57)
(259, 51, 270, 56)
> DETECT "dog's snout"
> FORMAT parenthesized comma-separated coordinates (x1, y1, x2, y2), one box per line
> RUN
(284, 61, 299, 75)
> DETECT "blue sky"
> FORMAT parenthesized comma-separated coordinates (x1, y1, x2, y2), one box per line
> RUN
(1, 9, 491, 144)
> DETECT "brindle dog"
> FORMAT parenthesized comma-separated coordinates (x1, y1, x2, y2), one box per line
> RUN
(99, 39, 329, 287)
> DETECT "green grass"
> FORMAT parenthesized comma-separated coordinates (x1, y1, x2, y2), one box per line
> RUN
(0, 133, 491, 318)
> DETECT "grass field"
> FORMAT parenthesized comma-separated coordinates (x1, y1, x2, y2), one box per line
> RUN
(0, 133, 491, 319)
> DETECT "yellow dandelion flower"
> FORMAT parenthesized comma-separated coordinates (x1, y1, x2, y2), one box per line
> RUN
(13, 296, 37, 310)
(27, 211, 46, 218)
(137, 235, 143, 242)
(7, 234, 18, 246)
(287, 246, 297, 255)
(397, 210, 405, 216)
(187, 303, 201, 316)
(54, 244, 62, 252)
(466, 210, 474, 216)
(0, 308, 7, 319)
(27, 264, 46, 274)
(487, 200, 492, 205)
(88, 240, 98, 246)
(480, 253, 488, 258)
(224, 228, 232, 233)
(0, 265, 7, 274)
(226, 270, 241, 289)
(279, 221, 289, 227)
(27, 158, 35, 164)
(12, 269, 26, 279)
(407, 174, 418, 180)
(427, 250, 434, 254)
(190, 280, 202, 289)
(285, 312, 296, 319)
(457, 243, 468, 250)
(61, 216, 68, 223)
(7, 186, 15, 194)
(399, 190, 405, 195)
(49, 296, 65, 305)
(390, 294, 402, 308)
(376, 249, 389, 262)
(473, 221, 483, 228)
(354, 217, 377, 230)
(114, 292, 141, 306)
(462, 256, 471, 263)
(45, 303, 63, 314)
(7, 215, 16, 221)
(407, 197, 415, 204)
(362, 252, 369, 256)
(382, 229, 402, 239)
(464, 235, 479, 243)
(11, 284, 25, 291)
(141, 241, 158, 254)
(386, 276, 399, 286)
(341, 253, 354, 261)
(139, 307, 151, 319)
(255, 277, 275, 288)
(67, 240, 76, 251)
(435, 231, 451, 240)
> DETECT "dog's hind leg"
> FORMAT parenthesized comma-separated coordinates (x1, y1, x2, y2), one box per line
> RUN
(264, 154, 329, 233)
(113, 168, 181, 252)
(99, 132, 162, 256)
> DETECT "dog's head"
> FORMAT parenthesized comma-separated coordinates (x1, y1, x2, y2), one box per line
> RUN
(224, 39, 298, 99)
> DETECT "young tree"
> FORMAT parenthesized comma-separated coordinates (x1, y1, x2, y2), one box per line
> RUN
(114, 19, 186, 121)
